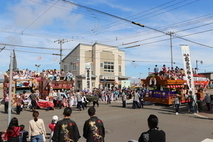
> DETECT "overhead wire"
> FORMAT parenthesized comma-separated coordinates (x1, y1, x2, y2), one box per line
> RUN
(3, 47, 169, 64)
(0, 42, 71, 50)
(66, 0, 200, 40)
(0, 0, 209, 48)
(1, 0, 211, 63)
(0, 0, 60, 52)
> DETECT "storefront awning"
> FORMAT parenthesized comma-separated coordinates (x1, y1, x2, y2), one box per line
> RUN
(100, 74, 117, 79)
(76, 74, 97, 78)
(118, 75, 130, 79)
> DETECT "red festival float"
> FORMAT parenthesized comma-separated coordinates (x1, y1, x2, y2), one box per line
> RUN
(141, 72, 209, 105)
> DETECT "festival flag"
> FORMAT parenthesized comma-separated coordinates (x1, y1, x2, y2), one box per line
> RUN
(53, 57, 58, 61)
(37, 56, 42, 60)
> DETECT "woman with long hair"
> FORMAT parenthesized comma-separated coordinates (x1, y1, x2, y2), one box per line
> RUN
(29, 111, 46, 142)
(4, 117, 21, 142)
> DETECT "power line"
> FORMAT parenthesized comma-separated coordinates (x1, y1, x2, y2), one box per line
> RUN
(62, 0, 212, 50)
(0, 42, 71, 50)
(0, 0, 60, 52)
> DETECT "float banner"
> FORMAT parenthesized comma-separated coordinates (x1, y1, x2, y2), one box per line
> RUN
(181, 45, 195, 92)
(85, 63, 91, 92)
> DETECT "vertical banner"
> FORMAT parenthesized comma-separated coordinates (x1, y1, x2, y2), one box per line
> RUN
(85, 62, 91, 92)
(181, 45, 195, 97)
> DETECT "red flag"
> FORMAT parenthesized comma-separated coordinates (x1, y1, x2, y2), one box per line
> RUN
(53, 57, 58, 61)
(37, 56, 42, 60)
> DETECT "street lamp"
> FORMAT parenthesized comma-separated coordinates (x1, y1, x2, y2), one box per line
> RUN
(35, 64, 41, 73)
(195, 60, 203, 74)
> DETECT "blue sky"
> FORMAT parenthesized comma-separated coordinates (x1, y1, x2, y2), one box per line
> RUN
(0, 0, 213, 80)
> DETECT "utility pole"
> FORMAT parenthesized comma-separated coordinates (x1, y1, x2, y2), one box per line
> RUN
(166, 31, 175, 68)
(54, 39, 69, 70)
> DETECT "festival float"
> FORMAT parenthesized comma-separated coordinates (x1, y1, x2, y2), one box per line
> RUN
(3, 70, 74, 109)
(141, 73, 209, 105)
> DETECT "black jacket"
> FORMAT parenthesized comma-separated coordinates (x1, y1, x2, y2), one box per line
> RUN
(138, 128, 166, 142)
(52, 118, 80, 142)
(83, 116, 105, 142)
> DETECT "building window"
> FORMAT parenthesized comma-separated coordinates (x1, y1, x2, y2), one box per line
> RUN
(72, 63, 77, 71)
(100, 63, 103, 67)
(118, 65, 121, 72)
(104, 62, 114, 72)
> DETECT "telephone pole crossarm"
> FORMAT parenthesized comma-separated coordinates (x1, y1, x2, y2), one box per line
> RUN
(54, 39, 69, 69)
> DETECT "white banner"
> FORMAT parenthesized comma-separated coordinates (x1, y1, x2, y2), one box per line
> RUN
(85, 62, 91, 92)
(181, 45, 195, 95)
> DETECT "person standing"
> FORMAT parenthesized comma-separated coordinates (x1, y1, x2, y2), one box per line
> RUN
(29, 111, 46, 142)
(83, 107, 105, 142)
(52, 107, 80, 142)
(93, 92, 99, 107)
(139, 90, 144, 108)
(138, 114, 166, 142)
(82, 93, 88, 109)
(106, 91, 111, 105)
(204, 93, 211, 111)
(29, 90, 38, 111)
(132, 91, 140, 109)
(3, 93, 9, 113)
(174, 95, 180, 115)
(12, 94, 23, 115)
(121, 91, 127, 108)
(49, 115, 58, 142)
(3, 117, 21, 142)
(154, 65, 159, 74)
(76, 91, 84, 110)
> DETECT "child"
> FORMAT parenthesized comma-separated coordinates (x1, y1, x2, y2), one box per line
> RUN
(49, 115, 58, 142)
(19, 124, 28, 142)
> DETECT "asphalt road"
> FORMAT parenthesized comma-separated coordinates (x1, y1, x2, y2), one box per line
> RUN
(0, 101, 213, 142)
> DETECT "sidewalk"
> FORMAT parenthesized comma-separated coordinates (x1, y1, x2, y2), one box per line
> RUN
(196, 110, 213, 119)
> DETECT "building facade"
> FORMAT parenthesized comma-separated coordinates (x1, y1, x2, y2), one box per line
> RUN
(61, 43, 129, 91)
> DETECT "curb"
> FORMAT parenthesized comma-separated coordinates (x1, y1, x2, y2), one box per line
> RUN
(194, 113, 209, 119)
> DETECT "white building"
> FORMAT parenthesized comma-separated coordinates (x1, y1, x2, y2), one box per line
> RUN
(61, 43, 129, 91)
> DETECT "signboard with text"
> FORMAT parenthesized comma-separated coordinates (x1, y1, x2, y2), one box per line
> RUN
(181, 45, 195, 95)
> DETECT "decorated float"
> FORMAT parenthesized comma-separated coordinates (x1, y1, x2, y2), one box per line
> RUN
(141, 73, 209, 105)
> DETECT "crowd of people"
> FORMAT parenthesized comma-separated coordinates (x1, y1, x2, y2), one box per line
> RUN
(2, 86, 212, 142)
(153, 64, 189, 80)
(3, 86, 146, 114)
(3, 106, 106, 142)
(4, 68, 74, 82)
(2, 107, 166, 142)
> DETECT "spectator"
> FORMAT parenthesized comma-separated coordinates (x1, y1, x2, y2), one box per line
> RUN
(83, 107, 105, 142)
(138, 114, 166, 142)
(29, 111, 46, 142)
(174, 95, 181, 115)
(4, 117, 21, 142)
(52, 107, 80, 142)
(3, 93, 9, 113)
(19, 124, 28, 142)
(121, 91, 127, 108)
(204, 93, 211, 111)
(49, 115, 58, 142)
